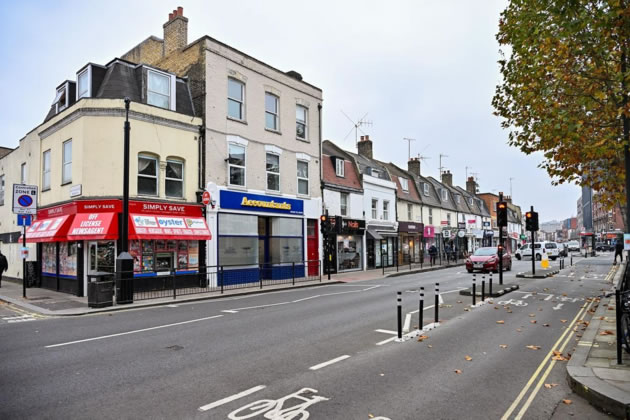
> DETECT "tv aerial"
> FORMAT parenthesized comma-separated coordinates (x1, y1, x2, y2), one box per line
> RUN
(341, 111, 373, 145)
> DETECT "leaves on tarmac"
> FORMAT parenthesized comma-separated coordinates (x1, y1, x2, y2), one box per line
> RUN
(530, 320, 537, 324)
(526, 345, 541, 350)
(516, 328, 522, 332)
(496, 320, 505, 324)
(543, 323, 550, 327)
(544, 383, 559, 389)
(600, 330, 615, 335)
(465, 355, 473, 361)
(500, 344, 508, 349)
(417, 335, 429, 342)
(529, 313, 536, 317)
(454, 369, 462, 374)
(562, 399, 572, 405)
(560, 319, 568, 323)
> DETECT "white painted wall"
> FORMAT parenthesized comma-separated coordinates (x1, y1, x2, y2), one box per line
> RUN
(323, 189, 363, 220)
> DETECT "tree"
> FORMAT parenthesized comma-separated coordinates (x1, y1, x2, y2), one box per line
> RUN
(492, 0, 630, 229)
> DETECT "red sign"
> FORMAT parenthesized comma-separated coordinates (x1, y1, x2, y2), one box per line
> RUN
(202, 191, 211, 206)
(467, 219, 476, 224)
(67, 213, 118, 241)
(76, 200, 122, 213)
(24, 215, 73, 242)
(129, 201, 202, 217)
(424, 225, 435, 238)
(440, 221, 448, 226)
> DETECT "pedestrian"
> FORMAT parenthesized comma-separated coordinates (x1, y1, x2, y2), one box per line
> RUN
(614, 240, 624, 264)
(444, 243, 452, 262)
(0, 250, 8, 286)
(428, 244, 437, 265)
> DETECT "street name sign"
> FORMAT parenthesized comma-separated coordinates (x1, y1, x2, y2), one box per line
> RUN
(13, 184, 38, 215)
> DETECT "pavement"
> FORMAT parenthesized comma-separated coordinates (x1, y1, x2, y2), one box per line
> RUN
(567, 260, 630, 419)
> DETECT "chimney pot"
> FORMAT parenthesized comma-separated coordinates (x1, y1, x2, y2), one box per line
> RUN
(177, 6, 183, 15)
(169, 12, 173, 19)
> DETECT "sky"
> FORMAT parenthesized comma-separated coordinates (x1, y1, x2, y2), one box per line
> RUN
(0, 0, 580, 222)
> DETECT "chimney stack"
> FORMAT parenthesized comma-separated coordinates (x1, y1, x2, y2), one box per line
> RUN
(442, 170, 453, 187)
(408, 157, 421, 177)
(466, 176, 477, 194)
(163, 6, 188, 56)
(357, 135, 373, 159)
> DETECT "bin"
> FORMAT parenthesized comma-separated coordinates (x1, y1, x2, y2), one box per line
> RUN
(87, 272, 114, 308)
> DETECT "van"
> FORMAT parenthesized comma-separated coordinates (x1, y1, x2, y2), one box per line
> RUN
(515, 241, 559, 261)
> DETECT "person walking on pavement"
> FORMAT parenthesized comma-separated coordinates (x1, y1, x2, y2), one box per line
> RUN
(0, 250, 8, 286)
(614, 240, 624, 264)
(428, 244, 437, 265)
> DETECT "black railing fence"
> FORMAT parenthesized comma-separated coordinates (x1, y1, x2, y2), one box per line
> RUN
(111, 260, 322, 303)
(616, 261, 630, 364)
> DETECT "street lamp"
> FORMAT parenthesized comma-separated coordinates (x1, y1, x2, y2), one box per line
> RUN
(116, 97, 133, 304)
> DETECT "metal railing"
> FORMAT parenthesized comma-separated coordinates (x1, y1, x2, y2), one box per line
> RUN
(382, 251, 464, 274)
(111, 260, 322, 303)
(616, 261, 630, 364)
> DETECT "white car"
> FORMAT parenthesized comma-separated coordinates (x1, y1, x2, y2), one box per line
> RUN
(515, 241, 560, 261)
(567, 240, 580, 252)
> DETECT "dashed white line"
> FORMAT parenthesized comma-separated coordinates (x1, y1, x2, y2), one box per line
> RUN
(46, 315, 224, 348)
(376, 336, 398, 346)
(292, 295, 321, 303)
(198, 385, 266, 412)
(309, 355, 351, 371)
(375, 329, 397, 335)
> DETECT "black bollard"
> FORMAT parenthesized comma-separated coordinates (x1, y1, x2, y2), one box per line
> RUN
(419, 287, 424, 330)
(482, 280, 486, 301)
(397, 291, 402, 339)
(472, 274, 477, 306)
(435, 283, 440, 323)
(489, 272, 493, 296)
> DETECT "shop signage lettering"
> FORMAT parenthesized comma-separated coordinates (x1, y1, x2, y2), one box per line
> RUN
(241, 197, 291, 211)
(220, 190, 304, 215)
(142, 203, 186, 213)
(46, 207, 64, 216)
(82, 204, 116, 211)
(70, 214, 105, 235)
(157, 217, 186, 228)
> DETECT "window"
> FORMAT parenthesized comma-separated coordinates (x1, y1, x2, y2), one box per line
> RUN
(21, 162, 27, 185)
(447, 213, 452, 226)
(296, 105, 307, 140)
(371, 199, 378, 219)
(266, 153, 280, 191)
(340, 193, 349, 216)
(265, 93, 279, 131)
(383, 201, 389, 220)
(429, 208, 433, 224)
(77, 68, 90, 99)
(423, 183, 429, 196)
(407, 204, 413, 221)
(335, 158, 345, 177)
(62, 140, 72, 184)
(138, 155, 158, 195)
(42, 152, 50, 189)
(456, 194, 460, 204)
(371, 168, 380, 177)
(297, 160, 308, 195)
(0, 175, 4, 205)
(165, 160, 184, 198)
(469, 197, 473, 205)
(147, 70, 170, 109)
(53, 86, 67, 113)
(441, 189, 448, 201)
(228, 78, 244, 120)
(401, 178, 409, 191)
(228, 144, 246, 187)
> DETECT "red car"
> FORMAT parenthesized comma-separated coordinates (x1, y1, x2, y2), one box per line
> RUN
(466, 247, 512, 273)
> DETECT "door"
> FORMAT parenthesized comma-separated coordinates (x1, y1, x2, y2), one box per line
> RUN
(88, 241, 116, 274)
(306, 219, 319, 276)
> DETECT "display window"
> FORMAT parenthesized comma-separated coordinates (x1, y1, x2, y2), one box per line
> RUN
(42, 243, 57, 275)
(131, 239, 199, 273)
(336, 235, 362, 271)
(59, 242, 77, 277)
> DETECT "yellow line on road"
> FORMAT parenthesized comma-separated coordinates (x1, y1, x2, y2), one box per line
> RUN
(500, 301, 591, 420)
(514, 300, 594, 419)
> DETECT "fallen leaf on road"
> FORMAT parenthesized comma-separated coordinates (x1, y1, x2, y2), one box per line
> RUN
(417, 335, 429, 342)
(464, 355, 472, 361)
(494, 306, 499, 309)
(530, 320, 537, 324)
(561, 319, 568, 323)
(526, 345, 541, 350)
(427, 345, 433, 348)
(496, 320, 505, 324)
(464, 308, 470, 311)
(456, 300, 463, 304)
(529, 314, 536, 317)
(500, 344, 508, 348)
(544, 383, 559, 389)
(543, 323, 550, 327)
(552, 355, 567, 361)
(369, 414, 374, 418)
(454, 369, 462, 374)
(599, 316, 606, 320)
(600, 330, 615, 336)
(543, 288, 549, 291)
(562, 399, 572, 405)
(507, 309, 513, 313)
(516, 328, 522, 332)
(538, 308, 543, 311)
(553, 350, 562, 356)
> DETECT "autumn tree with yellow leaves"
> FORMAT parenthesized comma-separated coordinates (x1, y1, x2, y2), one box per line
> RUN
(492, 0, 630, 228)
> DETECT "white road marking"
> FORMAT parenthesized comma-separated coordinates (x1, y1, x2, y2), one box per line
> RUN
(403, 313, 412, 333)
(46, 315, 224, 348)
(375, 329, 397, 335)
(376, 336, 398, 346)
(309, 355, 351, 371)
(4, 314, 37, 323)
(544, 295, 554, 301)
(553, 304, 564, 310)
(226, 302, 291, 312)
(198, 385, 266, 412)
(292, 295, 321, 303)
(222, 310, 239, 314)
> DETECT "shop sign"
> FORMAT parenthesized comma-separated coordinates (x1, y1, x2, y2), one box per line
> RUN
(458, 222, 466, 229)
(467, 219, 476, 224)
(424, 225, 435, 238)
(220, 190, 304, 215)
(77, 200, 121, 213)
(485, 230, 494, 237)
(157, 217, 186, 229)
(440, 221, 448, 226)
(399, 221, 424, 233)
(337, 217, 365, 234)
(483, 221, 491, 228)
(70, 184, 82, 198)
(624, 233, 630, 251)
(520, 234, 527, 240)
(442, 229, 451, 238)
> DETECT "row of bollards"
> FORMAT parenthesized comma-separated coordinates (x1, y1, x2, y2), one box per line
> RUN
(397, 282, 440, 339)
(472, 273, 492, 305)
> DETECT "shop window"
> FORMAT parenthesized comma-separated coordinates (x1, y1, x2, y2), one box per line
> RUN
(270, 217, 302, 236)
(296, 105, 307, 140)
(340, 193, 349, 216)
(297, 161, 309, 195)
(337, 235, 362, 271)
(59, 242, 77, 277)
(165, 159, 184, 198)
(228, 78, 244, 120)
(269, 237, 302, 264)
(219, 236, 258, 266)
(147, 69, 171, 110)
(42, 151, 50, 190)
(42, 243, 57, 275)
(266, 153, 280, 191)
(228, 143, 246, 187)
(219, 213, 258, 235)
(372, 199, 378, 219)
(265, 92, 279, 131)
(138, 155, 158, 196)
(62, 140, 72, 184)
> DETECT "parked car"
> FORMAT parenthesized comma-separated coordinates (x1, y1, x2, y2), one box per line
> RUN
(515, 241, 559, 261)
(567, 240, 580, 252)
(595, 242, 614, 252)
(466, 247, 512, 273)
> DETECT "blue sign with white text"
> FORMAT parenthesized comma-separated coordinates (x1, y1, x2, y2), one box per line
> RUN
(220, 190, 304, 215)
(17, 214, 32, 226)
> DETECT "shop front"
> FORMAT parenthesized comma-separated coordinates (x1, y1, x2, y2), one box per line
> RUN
(213, 190, 320, 284)
(366, 225, 398, 269)
(25, 199, 210, 296)
(333, 217, 365, 273)
(398, 222, 423, 264)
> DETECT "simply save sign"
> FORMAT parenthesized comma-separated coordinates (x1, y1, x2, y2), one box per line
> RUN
(13, 184, 38, 215)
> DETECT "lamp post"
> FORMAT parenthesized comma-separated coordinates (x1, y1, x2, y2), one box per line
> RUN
(116, 98, 134, 304)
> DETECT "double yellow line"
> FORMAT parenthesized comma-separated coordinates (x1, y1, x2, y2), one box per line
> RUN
(501, 299, 594, 420)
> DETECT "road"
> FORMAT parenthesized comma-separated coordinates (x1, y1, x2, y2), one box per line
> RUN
(0, 253, 617, 419)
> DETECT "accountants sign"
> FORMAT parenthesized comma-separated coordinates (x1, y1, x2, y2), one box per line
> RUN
(220, 190, 304, 215)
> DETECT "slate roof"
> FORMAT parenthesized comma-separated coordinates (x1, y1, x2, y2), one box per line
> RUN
(426, 176, 457, 211)
(410, 174, 442, 208)
(443, 183, 473, 214)
(382, 163, 422, 204)
(44, 59, 196, 123)
(344, 151, 392, 181)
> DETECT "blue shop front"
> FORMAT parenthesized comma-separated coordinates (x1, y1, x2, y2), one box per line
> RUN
(207, 189, 320, 285)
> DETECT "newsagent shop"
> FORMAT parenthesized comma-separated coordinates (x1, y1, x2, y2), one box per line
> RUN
(24, 199, 211, 296)
(205, 189, 321, 284)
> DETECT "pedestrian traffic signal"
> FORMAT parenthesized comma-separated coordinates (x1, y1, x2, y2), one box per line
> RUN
(497, 201, 508, 227)
(497, 244, 504, 254)
(525, 211, 539, 232)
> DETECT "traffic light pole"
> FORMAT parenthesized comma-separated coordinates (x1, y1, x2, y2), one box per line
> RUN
(530, 206, 535, 275)
(497, 193, 504, 284)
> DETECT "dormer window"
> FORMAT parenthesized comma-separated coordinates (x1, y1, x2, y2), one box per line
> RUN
(335, 158, 344, 177)
(147, 69, 173, 110)
(456, 194, 460, 204)
(401, 178, 409, 192)
(371, 168, 380, 177)
(441, 189, 448, 201)
(53, 85, 68, 114)
(423, 183, 429, 196)
(468, 197, 474, 206)
(77, 66, 91, 99)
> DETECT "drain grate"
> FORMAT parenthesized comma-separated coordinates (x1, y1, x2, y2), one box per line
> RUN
(165, 345, 184, 351)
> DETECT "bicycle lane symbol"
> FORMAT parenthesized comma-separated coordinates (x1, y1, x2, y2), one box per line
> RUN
(496, 298, 528, 307)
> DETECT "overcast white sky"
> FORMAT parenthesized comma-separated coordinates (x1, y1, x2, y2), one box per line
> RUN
(0, 0, 580, 221)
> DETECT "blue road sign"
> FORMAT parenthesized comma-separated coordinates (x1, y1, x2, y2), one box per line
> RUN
(17, 214, 32, 226)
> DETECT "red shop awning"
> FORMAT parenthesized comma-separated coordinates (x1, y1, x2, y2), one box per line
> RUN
(129, 214, 211, 240)
(23, 215, 74, 243)
(67, 213, 118, 241)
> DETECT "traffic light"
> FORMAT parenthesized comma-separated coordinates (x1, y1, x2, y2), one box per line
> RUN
(320, 214, 330, 235)
(497, 244, 504, 255)
(525, 211, 539, 231)
(497, 201, 508, 227)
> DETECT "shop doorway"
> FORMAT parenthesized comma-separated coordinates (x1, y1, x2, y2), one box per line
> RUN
(88, 241, 116, 274)
(306, 219, 319, 275)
